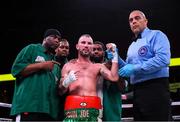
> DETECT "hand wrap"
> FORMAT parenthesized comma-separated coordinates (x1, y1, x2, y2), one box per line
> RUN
(62, 70, 77, 88)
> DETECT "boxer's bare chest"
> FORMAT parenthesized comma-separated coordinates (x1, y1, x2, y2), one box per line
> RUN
(68, 60, 100, 76)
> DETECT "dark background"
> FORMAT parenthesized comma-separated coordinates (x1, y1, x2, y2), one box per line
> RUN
(0, 0, 179, 74)
(0, 0, 180, 119)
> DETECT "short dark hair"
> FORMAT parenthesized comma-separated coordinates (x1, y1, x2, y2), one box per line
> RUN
(61, 38, 68, 42)
(94, 41, 106, 51)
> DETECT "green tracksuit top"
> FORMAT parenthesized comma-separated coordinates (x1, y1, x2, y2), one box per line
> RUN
(10, 43, 61, 120)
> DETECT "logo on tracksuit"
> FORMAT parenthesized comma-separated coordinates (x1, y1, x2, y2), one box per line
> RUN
(138, 46, 148, 56)
(35, 56, 45, 62)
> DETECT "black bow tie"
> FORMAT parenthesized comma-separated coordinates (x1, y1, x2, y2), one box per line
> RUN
(132, 34, 141, 41)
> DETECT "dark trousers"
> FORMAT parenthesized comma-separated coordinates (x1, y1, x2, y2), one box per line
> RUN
(133, 77, 172, 121)
(19, 112, 55, 121)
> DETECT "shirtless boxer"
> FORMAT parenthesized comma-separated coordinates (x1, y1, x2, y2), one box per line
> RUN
(59, 34, 119, 121)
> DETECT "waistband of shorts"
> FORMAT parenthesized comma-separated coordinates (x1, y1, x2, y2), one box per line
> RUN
(64, 95, 102, 110)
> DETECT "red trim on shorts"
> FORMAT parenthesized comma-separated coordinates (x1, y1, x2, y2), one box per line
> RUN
(64, 95, 102, 110)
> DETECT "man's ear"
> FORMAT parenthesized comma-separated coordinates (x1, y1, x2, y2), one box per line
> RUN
(76, 44, 79, 50)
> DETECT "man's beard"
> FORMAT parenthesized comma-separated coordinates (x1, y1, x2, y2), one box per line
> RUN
(90, 56, 103, 63)
(80, 50, 90, 57)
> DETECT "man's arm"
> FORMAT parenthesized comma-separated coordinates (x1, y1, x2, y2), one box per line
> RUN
(58, 63, 77, 95)
(100, 46, 119, 81)
(59, 63, 70, 95)
(100, 62, 119, 82)
(100, 43, 119, 81)
(20, 61, 60, 77)
(134, 31, 170, 74)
